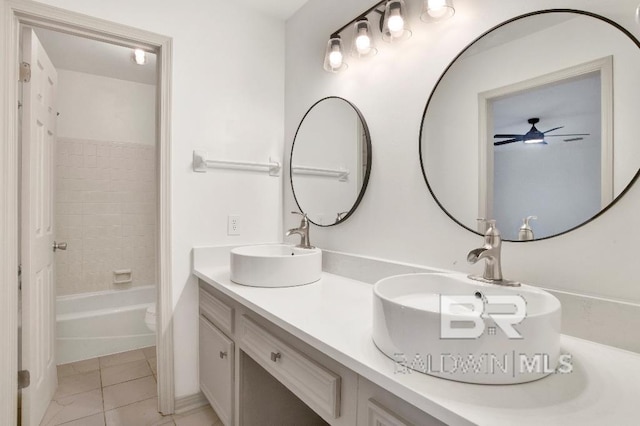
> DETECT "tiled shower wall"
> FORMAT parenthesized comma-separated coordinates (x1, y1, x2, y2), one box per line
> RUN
(55, 138, 156, 296)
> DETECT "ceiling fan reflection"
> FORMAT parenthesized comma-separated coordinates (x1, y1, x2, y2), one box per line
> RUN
(494, 117, 590, 146)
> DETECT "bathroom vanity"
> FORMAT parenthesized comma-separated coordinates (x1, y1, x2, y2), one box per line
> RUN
(193, 245, 640, 426)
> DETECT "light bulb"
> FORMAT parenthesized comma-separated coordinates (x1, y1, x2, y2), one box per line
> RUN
(422, 0, 455, 22)
(427, 0, 448, 18)
(355, 32, 371, 53)
(636, 4, 640, 24)
(388, 12, 405, 37)
(329, 49, 343, 68)
(133, 49, 146, 65)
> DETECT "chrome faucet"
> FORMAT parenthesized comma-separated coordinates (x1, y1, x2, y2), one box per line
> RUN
(467, 219, 520, 287)
(286, 211, 314, 249)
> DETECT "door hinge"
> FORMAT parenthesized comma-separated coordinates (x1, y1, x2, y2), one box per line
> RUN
(18, 370, 30, 390)
(19, 62, 31, 83)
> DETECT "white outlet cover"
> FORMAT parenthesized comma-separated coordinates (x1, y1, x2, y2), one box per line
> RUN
(228, 215, 240, 236)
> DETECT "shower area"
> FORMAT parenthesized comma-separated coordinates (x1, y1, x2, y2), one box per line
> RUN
(36, 28, 159, 364)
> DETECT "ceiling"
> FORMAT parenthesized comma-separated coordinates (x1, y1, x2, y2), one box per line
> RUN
(236, 0, 309, 20)
(33, 27, 157, 85)
(32, 0, 308, 85)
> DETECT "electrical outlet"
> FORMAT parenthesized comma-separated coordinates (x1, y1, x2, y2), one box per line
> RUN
(227, 215, 240, 236)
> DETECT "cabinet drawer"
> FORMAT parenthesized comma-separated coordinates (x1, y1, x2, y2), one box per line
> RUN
(239, 315, 341, 420)
(367, 399, 412, 426)
(199, 288, 233, 334)
(199, 315, 234, 426)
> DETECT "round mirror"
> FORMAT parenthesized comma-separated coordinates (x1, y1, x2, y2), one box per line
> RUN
(420, 10, 640, 241)
(291, 97, 372, 226)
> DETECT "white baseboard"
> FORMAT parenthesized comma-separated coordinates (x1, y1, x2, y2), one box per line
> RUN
(174, 392, 209, 415)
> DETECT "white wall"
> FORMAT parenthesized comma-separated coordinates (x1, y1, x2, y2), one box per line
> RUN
(56, 69, 156, 144)
(54, 70, 157, 296)
(39, 0, 285, 398)
(285, 0, 640, 310)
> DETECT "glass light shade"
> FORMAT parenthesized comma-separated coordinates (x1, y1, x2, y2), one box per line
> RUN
(351, 19, 377, 58)
(382, 0, 411, 43)
(323, 36, 348, 73)
(421, 0, 455, 22)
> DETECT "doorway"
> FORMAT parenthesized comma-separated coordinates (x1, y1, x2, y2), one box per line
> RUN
(0, 1, 174, 425)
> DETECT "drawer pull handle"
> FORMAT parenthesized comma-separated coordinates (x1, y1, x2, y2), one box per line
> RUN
(219, 351, 227, 359)
(270, 351, 281, 362)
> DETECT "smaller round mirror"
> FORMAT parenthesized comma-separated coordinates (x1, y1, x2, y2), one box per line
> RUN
(290, 97, 372, 226)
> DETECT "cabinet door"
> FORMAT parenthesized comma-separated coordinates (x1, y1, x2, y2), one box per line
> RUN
(200, 315, 234, 426)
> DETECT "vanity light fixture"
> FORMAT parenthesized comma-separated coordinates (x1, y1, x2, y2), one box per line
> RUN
(323, 36, 348, 72)
(133, 48, 147, 65)
(421, 0, 455, 22)
(323, 0, 456, 73)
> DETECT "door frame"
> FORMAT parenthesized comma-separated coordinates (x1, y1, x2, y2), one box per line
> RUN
(0, 0, 175, 423)
(477, 56, 614, 225)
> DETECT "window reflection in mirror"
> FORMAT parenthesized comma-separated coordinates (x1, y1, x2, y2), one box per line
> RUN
(290, 97, 371, 226)
(420, 10, 640, 241)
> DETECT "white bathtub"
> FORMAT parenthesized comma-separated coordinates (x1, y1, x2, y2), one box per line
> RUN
(56, 285, 156, 364)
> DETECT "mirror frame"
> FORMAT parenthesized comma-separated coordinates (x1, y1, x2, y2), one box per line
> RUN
(290, 96, 373, 227)
(419, 9, 640, 241)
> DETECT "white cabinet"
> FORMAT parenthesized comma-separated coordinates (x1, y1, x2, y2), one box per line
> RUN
(198, 281, 436, 426)
(356, 377, 445, 426)
(239, 315, 342, 420)
(199, 315, 234, 426)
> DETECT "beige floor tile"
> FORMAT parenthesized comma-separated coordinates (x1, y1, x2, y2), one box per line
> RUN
(102, 376, 157, 411)
(40, 389, 103, 426)
(101, 359, 152, 387)
(148, 357, 157, 376)
(142, 346, 156, 359)
(99, 349, 145, 368)
(58, 412, 105, 426)
(105, 397, 174, 426)
(173, 405, 219, 426)
(57, 358, 100, 378)
(54, 370, 101, 399)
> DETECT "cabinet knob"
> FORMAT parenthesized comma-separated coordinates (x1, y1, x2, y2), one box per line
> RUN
(270, 351, 281, 362)
(219, 351, 227, 359)
(52, 241, 68, 252)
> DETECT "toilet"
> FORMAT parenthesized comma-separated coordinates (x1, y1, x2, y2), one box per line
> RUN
(144, 305, 156, 332)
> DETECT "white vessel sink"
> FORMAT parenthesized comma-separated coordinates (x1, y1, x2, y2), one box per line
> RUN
(372, 273, 561, 384)
(230, 244, 322, 288)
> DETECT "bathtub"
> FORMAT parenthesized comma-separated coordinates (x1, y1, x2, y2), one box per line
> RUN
(56, 285, 156, 365)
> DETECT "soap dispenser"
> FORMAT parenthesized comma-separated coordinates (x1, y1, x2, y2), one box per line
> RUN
(518, 216, 537, 241)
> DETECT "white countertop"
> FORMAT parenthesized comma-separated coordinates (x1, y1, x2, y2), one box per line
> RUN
(194, 264, 640, 426)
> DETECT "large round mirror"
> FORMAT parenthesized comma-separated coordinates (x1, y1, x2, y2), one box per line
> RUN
(420, 10, 640, 241)
(291, 97, 372, 226)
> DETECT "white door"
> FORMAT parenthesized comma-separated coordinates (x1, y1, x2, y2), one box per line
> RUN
(21, 27, 58, 426)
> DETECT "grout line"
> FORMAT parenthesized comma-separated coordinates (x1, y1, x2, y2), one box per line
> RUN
(102, 372, 155, 390)
(103, 396, 159, 416)
(99, 356, 106, 426)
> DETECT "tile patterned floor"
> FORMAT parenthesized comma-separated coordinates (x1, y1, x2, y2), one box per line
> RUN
(40, 347, 221, 426)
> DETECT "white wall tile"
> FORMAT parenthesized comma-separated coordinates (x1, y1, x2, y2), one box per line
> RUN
(55, 138, 157, 296)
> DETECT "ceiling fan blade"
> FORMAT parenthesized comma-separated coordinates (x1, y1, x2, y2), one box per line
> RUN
(494, 134, 524, 139)
(494, 138, 520, 146)
(542, 126, 564, 134)
(545, 133, 590, 137)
